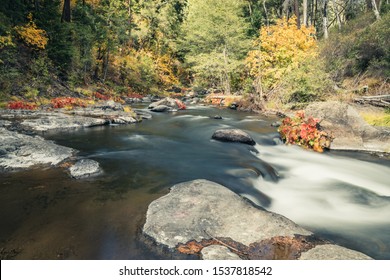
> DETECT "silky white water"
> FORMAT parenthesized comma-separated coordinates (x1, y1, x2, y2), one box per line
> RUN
(249, 144, 390, 230)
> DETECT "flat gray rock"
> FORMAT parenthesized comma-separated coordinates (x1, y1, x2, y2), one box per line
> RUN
(305, 102, 390, 153)
(299, 244, 373, 260)
(212, 129, 256, 145)
(0, 127, 74, 170)
(143, 179, 310, 248)
(69, 159, 102, 179)
(201, 245, 241, 260)
(20, 113, 107, 131)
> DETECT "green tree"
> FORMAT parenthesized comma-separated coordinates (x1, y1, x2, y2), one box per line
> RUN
(180, 0, 251, 93)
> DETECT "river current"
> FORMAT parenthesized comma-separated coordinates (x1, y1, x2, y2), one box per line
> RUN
(1, 105, 389, 259)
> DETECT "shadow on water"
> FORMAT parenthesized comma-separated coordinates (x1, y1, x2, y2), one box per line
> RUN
(1, 105, 389, 259)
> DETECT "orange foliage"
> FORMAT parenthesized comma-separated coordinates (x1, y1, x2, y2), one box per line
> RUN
(14, 13, 48, 50)
(51, 97, 87, 109)
(246, 17, 317, 90)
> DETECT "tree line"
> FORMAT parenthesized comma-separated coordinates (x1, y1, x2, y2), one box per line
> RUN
(0, 0, 388, 108)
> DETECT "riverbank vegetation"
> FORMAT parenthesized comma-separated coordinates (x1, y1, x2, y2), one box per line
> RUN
(0, 1, 389, 115)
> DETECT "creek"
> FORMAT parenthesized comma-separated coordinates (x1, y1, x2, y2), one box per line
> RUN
(0, 105, 389, 259)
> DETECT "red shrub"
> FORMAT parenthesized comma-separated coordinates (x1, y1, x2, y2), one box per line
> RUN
(93, 92, 110, 100)
(51, 97, 86, 109)
(7, 101, 37, 110)
(175, 99, 186, 110)
(278, 110, 332, 152)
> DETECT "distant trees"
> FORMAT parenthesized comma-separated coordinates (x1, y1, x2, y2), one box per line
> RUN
(180, 0, 251, 93)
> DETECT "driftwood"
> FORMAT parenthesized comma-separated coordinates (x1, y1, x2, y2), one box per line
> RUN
(354, 94, 390, 108)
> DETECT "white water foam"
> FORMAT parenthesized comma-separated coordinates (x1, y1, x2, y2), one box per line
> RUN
(249, 144, 390, 229)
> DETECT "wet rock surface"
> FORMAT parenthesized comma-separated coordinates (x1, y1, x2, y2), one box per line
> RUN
(305, 101, 390, 153)
(143, 179, 373, 260)
(0, 127, 74, 170)
(212, 129, 256, 145)
(69, 159, 102, 179)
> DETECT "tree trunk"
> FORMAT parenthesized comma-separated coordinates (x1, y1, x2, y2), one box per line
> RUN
(222, 45, 231, 95)
(313, 0, 318, 28)
(332, 0, 342, 30)
(263, 0, 269, 26)
(283, 0, 291, 19)
(61, 0, 71, 22)
(294, 0, 301, 28)
(371, 0, 381, 20)
(303, 0, 308, 26)
(323, 0, 329, 39)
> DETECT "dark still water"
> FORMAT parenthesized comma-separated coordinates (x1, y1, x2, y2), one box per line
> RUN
(1, 105, 389, 259)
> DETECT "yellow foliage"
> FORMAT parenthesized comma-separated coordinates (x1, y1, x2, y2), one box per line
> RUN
(0, 33, 15, 50)
(14, 13, 48, 50)
(155, 54, 179, 86)
(246, 17, 317, 91)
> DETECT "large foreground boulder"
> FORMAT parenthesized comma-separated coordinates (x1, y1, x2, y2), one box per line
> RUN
(143, 179, 372, 260)
(305, 102, 390, 153)
(212, 129, 256, 145)
(0, 127, 74, 170)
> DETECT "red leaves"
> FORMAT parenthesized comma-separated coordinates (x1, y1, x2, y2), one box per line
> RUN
(7, 101, 37, 110)
(51, 97, 86, 109)
(175, 99, 186, 110)
(93, 92, 110, 100)
(278, 111, 332, 152)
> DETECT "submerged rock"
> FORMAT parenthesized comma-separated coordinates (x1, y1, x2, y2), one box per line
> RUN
(212, 129, 256, 145)
(143, 179, 373, 260)
(69, 159, 102, 179)
(305, 101, 390, 153)
(0, 127, 74, 170)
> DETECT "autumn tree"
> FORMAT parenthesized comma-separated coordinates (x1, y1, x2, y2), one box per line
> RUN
(246, 17, 329, 107)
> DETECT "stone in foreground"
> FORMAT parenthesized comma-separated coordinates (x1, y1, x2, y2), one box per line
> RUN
(143, 179, 373, 260)
(201, 245, 241, 260)
(69, 159, 102, 179)
(299, 244, 372, 260)
(212, 129, 256, 145)
(0, 127, 74, 170)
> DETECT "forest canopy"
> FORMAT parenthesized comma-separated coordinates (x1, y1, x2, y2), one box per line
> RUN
(0, 0, 389, 109)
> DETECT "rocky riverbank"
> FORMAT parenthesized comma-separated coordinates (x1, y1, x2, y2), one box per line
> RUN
(0, 100, 146, 175)
(305, 101, 390, 153)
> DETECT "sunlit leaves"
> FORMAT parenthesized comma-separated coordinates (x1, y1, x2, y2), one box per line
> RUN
(246, 16, 317, 92)
(14, 14, 48, 50)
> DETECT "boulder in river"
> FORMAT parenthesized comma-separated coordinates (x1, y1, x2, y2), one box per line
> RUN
(0, 127, 74, 170)
(212, 128, 256, 145)
(150, 105, 170, 112)
(148, 97, 186, 111)
(305, 101, 390, 153)
(69, 159, 102, 179)
(143, 179, 373, 260)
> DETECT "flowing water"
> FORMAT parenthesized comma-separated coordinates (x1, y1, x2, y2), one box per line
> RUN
(1, 105, 389, 259)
